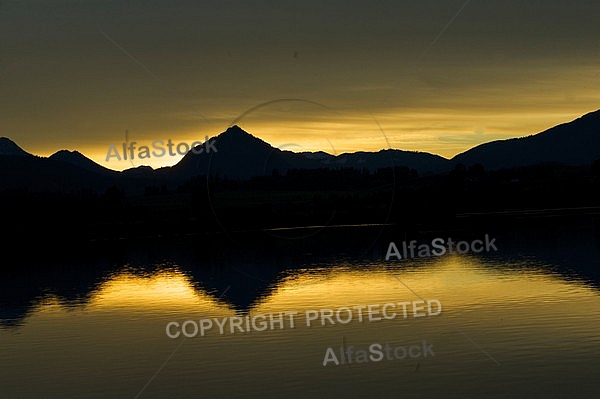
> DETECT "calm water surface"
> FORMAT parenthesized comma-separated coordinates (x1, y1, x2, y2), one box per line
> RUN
(1, 221, 600, 398)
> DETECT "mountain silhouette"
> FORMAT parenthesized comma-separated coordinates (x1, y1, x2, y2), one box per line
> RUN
(452, 110, 600, 169)
(332, 149, 448, 174)
(0, 155, 117, 193)
(0, 137, 32, 157)
(121, 165, 157, 178)
(172, 125, 322, 179)
(0, 147, 148, 193)
(171, 125, 448, 180)
(2, 109, 600, 193)
(49, 150, 117, 176)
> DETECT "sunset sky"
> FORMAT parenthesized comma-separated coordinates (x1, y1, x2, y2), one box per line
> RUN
(1, 0, 599, 170)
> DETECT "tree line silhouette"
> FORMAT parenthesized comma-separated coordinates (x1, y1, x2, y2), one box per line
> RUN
(2, 159, 599, 245)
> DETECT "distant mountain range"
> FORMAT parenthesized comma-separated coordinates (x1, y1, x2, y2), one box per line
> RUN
(172, 125, 449, 180)
(1, 109, 599, 192)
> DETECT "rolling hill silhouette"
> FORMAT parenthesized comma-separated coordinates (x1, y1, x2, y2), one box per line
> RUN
(452, 110, 600, 169)
(0, 154, 117, 193)
(0, 140, 151, 193)
(49, 150, 117, 176)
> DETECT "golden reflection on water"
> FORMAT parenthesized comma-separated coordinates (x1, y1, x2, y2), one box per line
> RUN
(64, 254, 600, 331)
(3, 254, 600, 399)
(87, 270, 217, 311)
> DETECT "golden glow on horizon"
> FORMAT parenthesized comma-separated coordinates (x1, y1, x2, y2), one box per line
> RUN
(14, 63, 600, 171)
(3, 0, 600, 173)
(26, 105, 598, 172)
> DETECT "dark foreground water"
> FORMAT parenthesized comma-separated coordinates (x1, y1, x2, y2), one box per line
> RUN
(1, 218, 600, 398)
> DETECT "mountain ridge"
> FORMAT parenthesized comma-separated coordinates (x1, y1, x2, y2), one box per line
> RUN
(49, 149, 117, 176)
(0, 137, 32, 157)
(451, 109, 600, 169)
(2, 109, 600, 191)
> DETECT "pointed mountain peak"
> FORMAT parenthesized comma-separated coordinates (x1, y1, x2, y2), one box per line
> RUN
(220, 124, 255, 138)
(214, 125, 273, 148)
(173, 125, 279, 178)
(49, 148, 114, 175)
(0, 137, 31, 156)
(226, 124, 245, 132)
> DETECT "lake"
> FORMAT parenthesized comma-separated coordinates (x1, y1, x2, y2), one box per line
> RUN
(1, 217, 600, 398)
